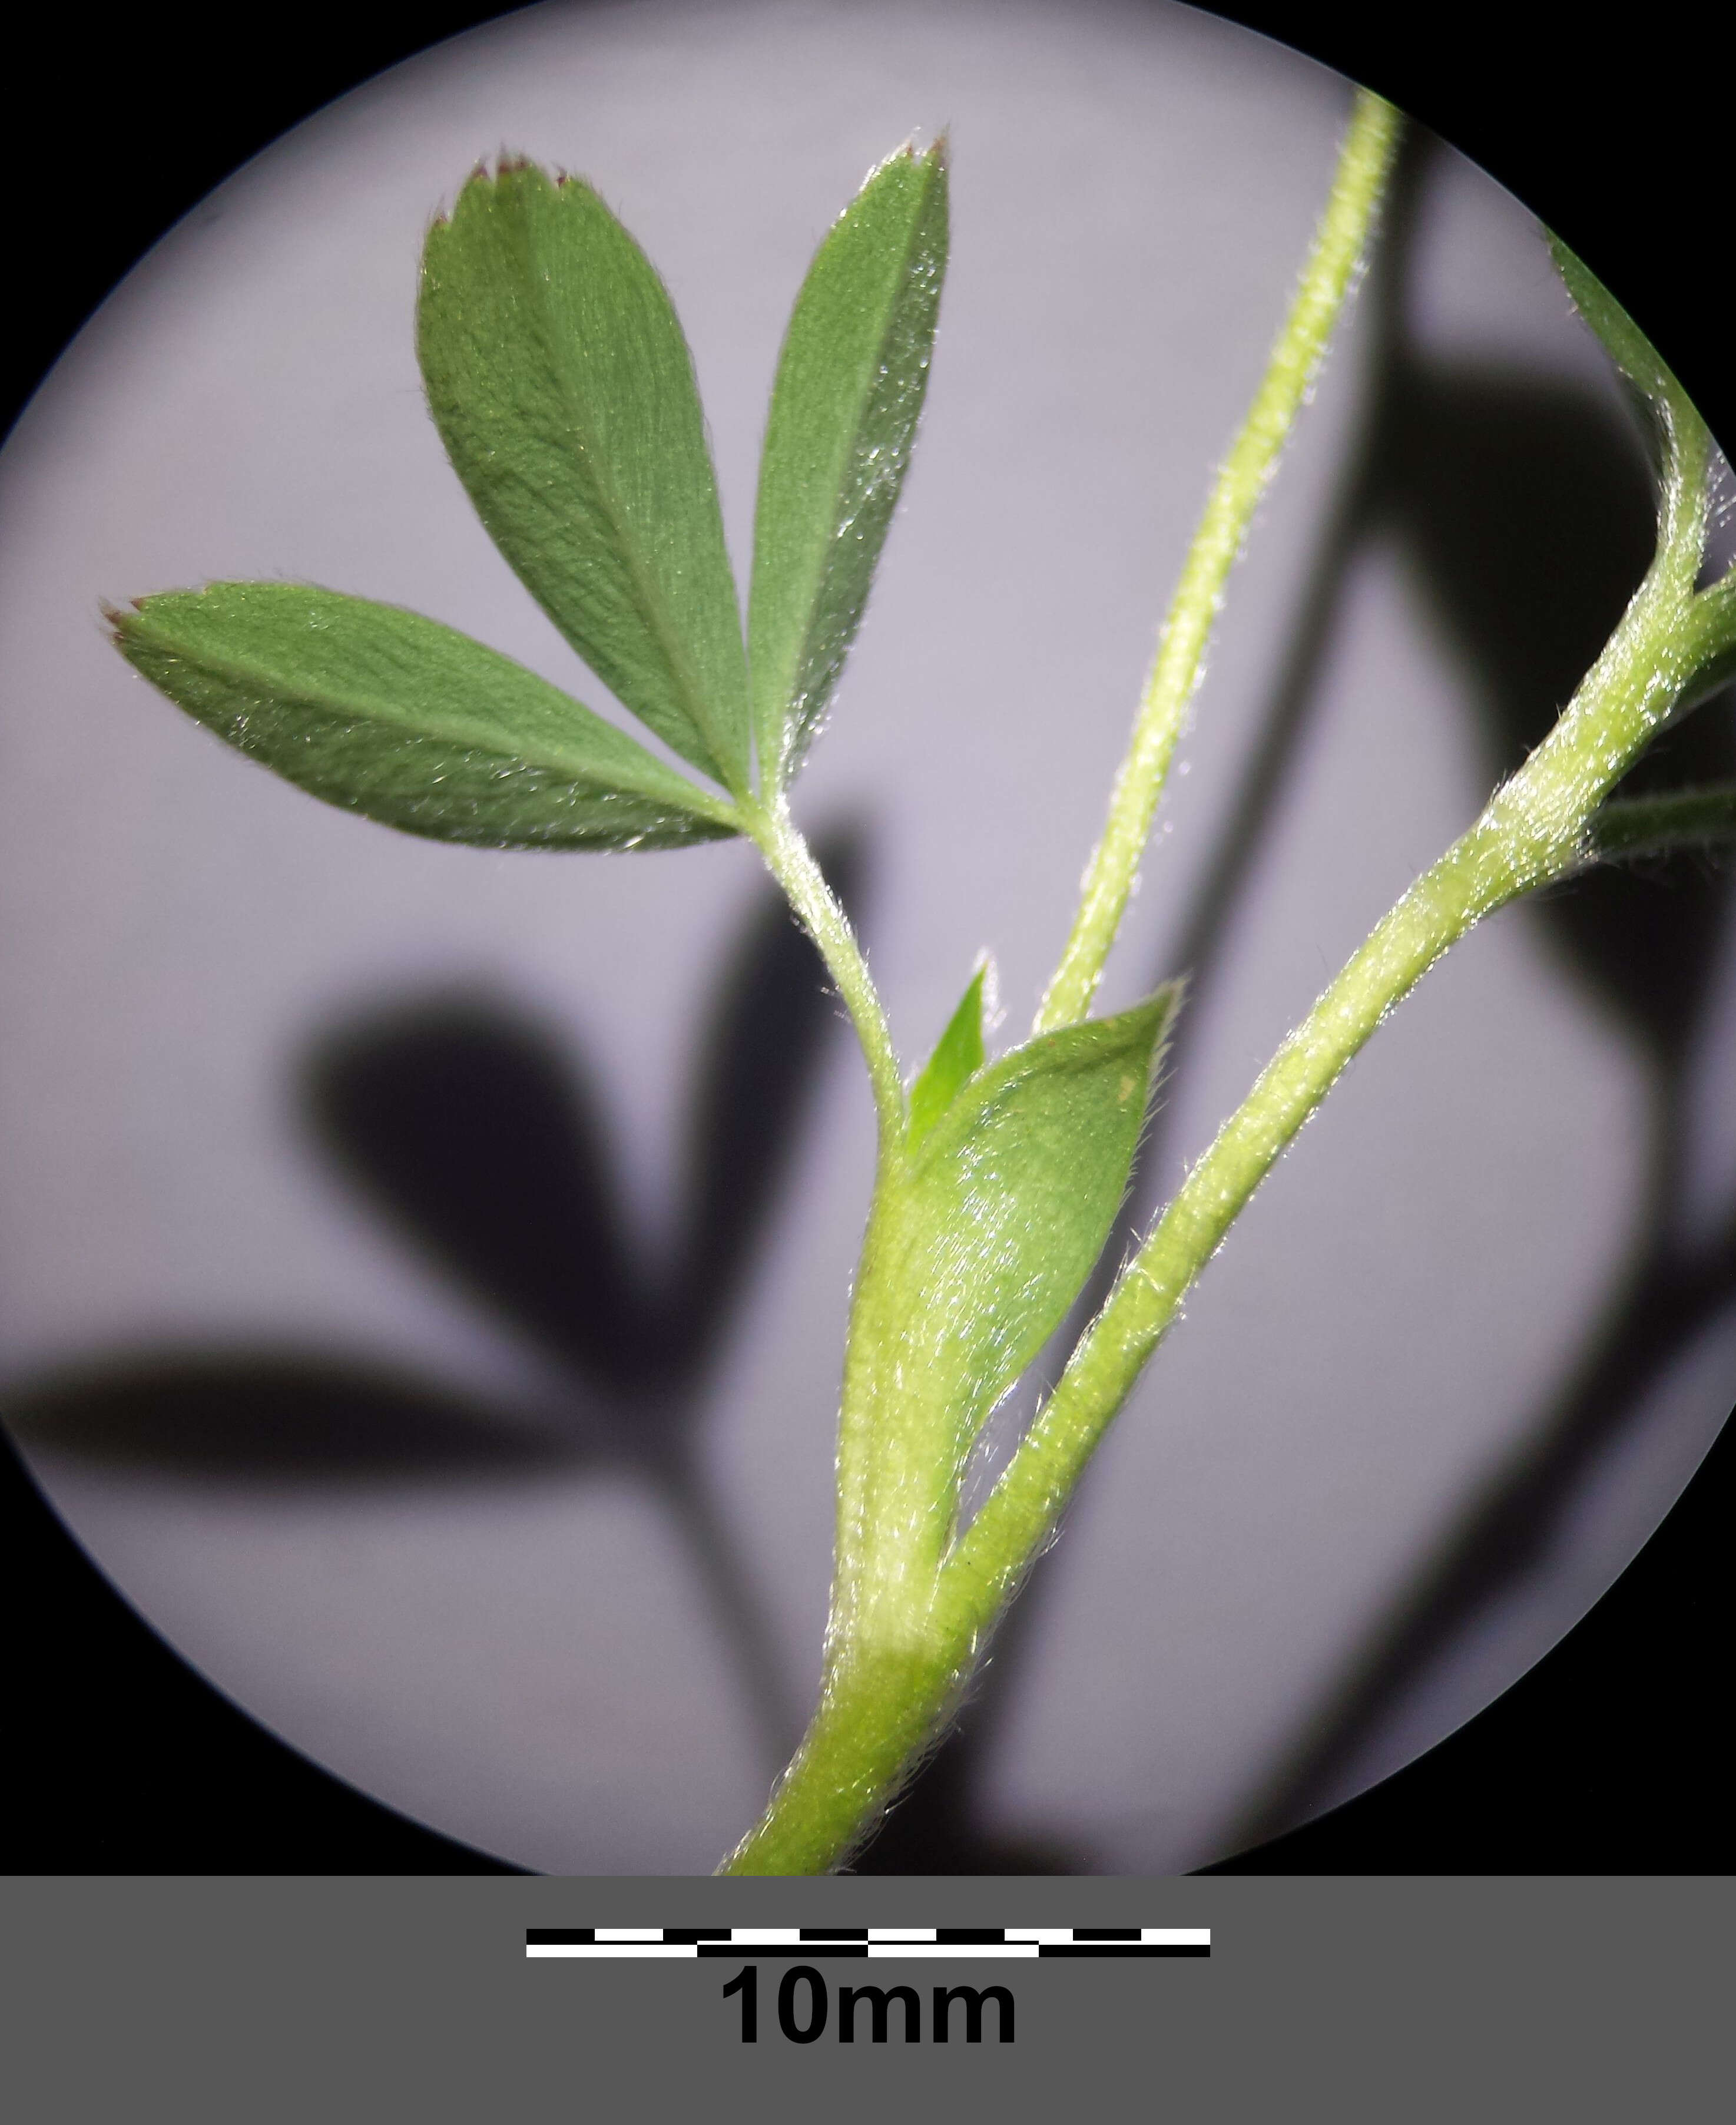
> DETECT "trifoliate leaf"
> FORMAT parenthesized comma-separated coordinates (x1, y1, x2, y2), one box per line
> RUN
(749, 140, 948, 788)
(110, 583, 741, 849)
(419, 160, 750, 792)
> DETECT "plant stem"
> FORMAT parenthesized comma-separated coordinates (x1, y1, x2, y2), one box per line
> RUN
(1036, 87, 1401, 1034)
(719, 1639, 962, 1875)
(721, 97, 1729, 1878)
(723, 343, 1721, 1876)
(940, 399, 1714, 1637)
(745, 795, 906, 1141)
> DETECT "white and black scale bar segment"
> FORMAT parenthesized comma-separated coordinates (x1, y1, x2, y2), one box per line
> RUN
(525, 1928, 1209, 1959)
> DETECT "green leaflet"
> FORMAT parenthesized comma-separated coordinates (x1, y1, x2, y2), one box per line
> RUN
(1549, 238, 1686, 418)
(906, 958, 988, 1150)
(749, 140, 948, 789)
(109, 584, 741, 850)
(850, 987, 1181, 1515)
(419, 160, 751, 793)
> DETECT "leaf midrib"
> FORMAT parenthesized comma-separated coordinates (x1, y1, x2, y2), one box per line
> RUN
(786, 158, 940, 752)
(513, 185, 743, 792)
(132, 620, 736, 825)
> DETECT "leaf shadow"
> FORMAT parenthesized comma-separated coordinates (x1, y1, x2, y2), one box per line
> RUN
(6, 826, 873, 1788)
(4, 1353, 569, 1482)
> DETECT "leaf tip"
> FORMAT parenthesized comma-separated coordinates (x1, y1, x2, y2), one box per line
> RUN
(1104, 980, 1185, 1091)
(445, 150, 546, 211)
(972, 946, 1002, 1036)
(100, 593, 154, 637)
(1548, 233, 1679, 411)
(862, 127, 947, 193)
(489, 150, 545, 191)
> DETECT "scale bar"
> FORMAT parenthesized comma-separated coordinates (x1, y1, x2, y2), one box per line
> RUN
(526, 1927, 1210, 1960)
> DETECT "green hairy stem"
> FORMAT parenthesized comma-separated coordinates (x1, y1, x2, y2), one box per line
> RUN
(1036, 89, 1400, 1034)
(725, 90, 1407, 1874)
(746, 795, 907, 1143)
(723, 100, 1735, 1876)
